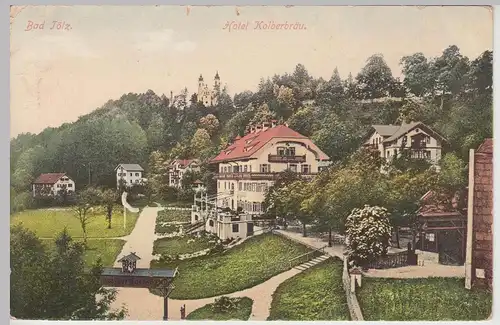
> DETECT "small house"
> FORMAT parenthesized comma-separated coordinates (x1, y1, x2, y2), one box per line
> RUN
(32, 173, 75, 198)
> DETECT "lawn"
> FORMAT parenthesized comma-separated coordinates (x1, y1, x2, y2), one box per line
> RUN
(151, 232, 312, 299)
(357, 277, 492, 321)
(156, 209, 191, 223)
(41, 238, 125, 269)
(267, 258, 349, 321)
(186, 297, 253, 321)
(153, 235, 214, 256)
(10, 207, 139, 238)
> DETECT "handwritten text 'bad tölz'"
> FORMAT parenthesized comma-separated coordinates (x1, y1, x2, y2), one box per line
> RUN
(25, 20, 73, 31)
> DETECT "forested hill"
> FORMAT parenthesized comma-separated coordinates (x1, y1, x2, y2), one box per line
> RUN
(11, 45, 492, 199)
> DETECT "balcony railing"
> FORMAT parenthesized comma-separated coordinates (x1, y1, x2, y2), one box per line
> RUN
(268, 154, 306, 163)
(215, 172, 317, 180)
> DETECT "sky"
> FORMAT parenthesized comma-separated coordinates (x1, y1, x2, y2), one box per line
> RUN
(10, 5, 493, 138)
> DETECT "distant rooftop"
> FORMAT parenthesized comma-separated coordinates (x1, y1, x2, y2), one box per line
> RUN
(115, 164, 144, 171)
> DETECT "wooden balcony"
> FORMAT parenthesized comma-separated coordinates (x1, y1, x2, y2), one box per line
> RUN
(268, 154, 306, 163)
(215, 172, 317, 181)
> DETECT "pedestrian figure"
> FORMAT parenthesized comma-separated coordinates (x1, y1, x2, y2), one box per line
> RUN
(180, 304, 186, 320)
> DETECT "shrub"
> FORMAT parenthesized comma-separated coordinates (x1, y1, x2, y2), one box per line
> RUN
(211, 296, 242, 313)
(345, 205, 392, 267)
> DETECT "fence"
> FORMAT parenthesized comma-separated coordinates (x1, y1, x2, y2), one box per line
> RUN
(342, 257, 364, 321)
(288, 246, 327, 268)
(365, 243, 418, 269)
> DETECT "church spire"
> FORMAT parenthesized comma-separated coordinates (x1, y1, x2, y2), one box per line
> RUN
(199, 74, 204, 82)
(214, 71, 220, 80)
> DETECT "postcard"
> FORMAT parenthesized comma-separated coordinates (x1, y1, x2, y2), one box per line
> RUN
(10, 5, 493, 321)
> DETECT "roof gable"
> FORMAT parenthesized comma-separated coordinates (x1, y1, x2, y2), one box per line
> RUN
(33, 173, 67, 184)
(372, 125, 401, 137)
(210, 124, 330, 163)
(115, 164, 144, 172)
(383, 122, 447, 143)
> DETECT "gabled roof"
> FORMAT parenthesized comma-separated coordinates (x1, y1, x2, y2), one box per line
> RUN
(417, 190, 466, 218)
(33, 173, 68, 184)
(171, 159, 200, 168)
(372, 125, 401, 137)
(117, 252, 141, 262)
(210, 124, 330, 163)
(115, 164, 144, 172)
(383, 122, 447, 143)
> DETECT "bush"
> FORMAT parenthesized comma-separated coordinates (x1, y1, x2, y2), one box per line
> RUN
(211, 296, 242, 313)
(345, 205, 392, 267)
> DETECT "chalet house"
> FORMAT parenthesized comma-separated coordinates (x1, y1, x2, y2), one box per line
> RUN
(32, 173, 75, 198)
(189, 120, 331, 240)
(363, 122, 447, 167)
(115, 164, 145, 189)
(167, 159, 201, 188)
(465, 139, 493, 289)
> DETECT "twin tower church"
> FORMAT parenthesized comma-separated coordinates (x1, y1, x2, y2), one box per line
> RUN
(196, 71, 221, 107)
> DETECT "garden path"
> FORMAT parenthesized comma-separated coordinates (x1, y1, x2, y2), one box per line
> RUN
(108, 207, 332, 320)
(275, 229, 465, 279)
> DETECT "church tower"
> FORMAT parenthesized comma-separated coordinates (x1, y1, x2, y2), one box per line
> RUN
(198, 74, 204, 96)
(214, 71, 221, 93)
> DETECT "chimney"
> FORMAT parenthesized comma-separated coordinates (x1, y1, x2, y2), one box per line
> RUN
(262, 121, 271, 131)
(271, 120, 277, 128)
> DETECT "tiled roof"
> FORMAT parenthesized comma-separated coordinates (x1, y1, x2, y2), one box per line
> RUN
(372, 125, 401, 136)
(383, 122, 447, 143)
(172, 159, 199, 168)
(115, 164, 144, 172)
(117, 252, 141, 262)
(418, 190, 466, 218)
(477, 138, 493, 154)
(210, 124, 330, 163)
(33, 173, 67, 184)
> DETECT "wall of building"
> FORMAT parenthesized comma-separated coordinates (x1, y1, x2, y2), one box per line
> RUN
(385, 128, 442, 163)
(469, 147, 493, 288)
(116, 169, 143, 187)
(54, 177, 76, 194)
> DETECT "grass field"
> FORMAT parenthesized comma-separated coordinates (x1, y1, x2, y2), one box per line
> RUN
(10, 207, 139, 238)
(151, 233, 312, 299)
(357, 277, 492, 321)
(153, 236, 214, 256)
(41, 238, 125, 268)
(186, 297, 253, 321)
(267, 258, 349, 321)
(156, 209, 191, 223)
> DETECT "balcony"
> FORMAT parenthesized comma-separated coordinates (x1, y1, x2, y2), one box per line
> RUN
(268, 154, 306, 163)
(215, 172, 317, 181)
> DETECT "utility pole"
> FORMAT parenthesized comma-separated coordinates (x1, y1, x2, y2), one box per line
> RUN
(88, 162, 91, 186)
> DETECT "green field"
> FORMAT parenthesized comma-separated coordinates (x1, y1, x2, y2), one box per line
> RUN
(357, 277, 492, 321)
(186, 297, 253, 321)
(153, 235, 214, 256)
(268, 258, 349, 321)
(156, 209, 191, 223)
(151, 233, 312, 299)
(10, 207, 139, 238)
(41, 238, 125, 268)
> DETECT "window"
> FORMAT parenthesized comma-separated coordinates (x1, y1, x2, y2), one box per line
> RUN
(415, 128, 420, 133)
(224, 182, 227, 190)
(289, 164, 297, 172)
(220, 167, 223, 173)
(135, 173, 139, 176)
(426, 136, 431, 144)
(287, 147, 296, 156)
(232, 224, 239, 232)
(224, 166, 228, 173)
(238, 182, 242, 191)
(387, 151, 390, 157)
(252, 183, 257, 192)
(130, 173, 133, 176)
(301, 164, 310, 174)
(209, 220, 214, 227)
(260, 164, 270, 173)
(244, 165, 248, 172)
(277, 147, 286, 156)
(68, 184, 73, 188)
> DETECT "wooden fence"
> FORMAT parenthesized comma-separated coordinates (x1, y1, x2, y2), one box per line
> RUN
(365, 243, 418, 269)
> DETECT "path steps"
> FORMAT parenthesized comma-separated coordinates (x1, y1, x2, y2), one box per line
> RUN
(294, 255, 330, 271)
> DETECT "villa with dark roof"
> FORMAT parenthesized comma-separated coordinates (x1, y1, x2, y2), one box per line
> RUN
(363, 121, 447, 167)
(115, 164, 145, 189)
(32, 173, 75, 198)
(167, 159, 201, 188)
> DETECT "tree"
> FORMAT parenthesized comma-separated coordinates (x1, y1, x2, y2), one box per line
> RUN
(190, 128, 213, 160)
(315, 68, 344, 106)
(73, 187, 101, 244)
(100, 189, 119, 229)
(345, 205, 392, 267)
(10, 226, 127, 320)
(356, 54, 396, 100)
(199, 114, 220, 137)
(400, 52, 435, 97)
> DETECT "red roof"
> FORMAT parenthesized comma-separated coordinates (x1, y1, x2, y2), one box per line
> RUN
(418, 190, 466, 218)
(210, 125, 329, 163)
(33, 173, 67, 184)
(171, 159, 198, 168)
(477, 138, 493, 154)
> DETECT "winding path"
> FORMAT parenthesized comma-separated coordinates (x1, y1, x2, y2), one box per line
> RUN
(108, 207, 327, 320)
